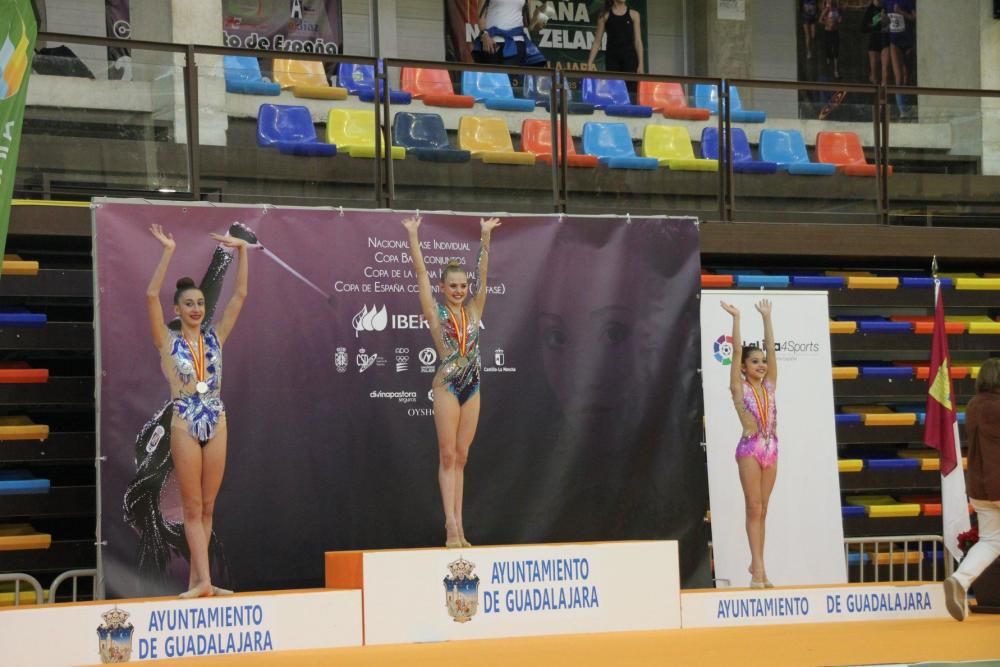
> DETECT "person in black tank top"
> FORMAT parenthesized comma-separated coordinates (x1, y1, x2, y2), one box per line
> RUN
(587, 0, 644, 96)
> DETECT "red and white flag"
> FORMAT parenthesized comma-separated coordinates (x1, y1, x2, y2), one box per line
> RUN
(924, 284, 970, 560)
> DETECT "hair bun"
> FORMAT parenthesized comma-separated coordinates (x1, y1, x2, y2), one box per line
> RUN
(446, 259, 463, 269)
(175, 277, 197, 291)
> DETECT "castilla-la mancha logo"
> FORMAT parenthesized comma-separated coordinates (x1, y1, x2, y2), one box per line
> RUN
(96, 606, 134, 663)
(443, 556, 480, 623)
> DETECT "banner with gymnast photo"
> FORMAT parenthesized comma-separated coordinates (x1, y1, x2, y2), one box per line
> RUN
(95, 200, 708, 598)
(700, 290, 846, 588)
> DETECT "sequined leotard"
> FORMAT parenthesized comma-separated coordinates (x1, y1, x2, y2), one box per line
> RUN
(735, 379, 778, 468)
(159, 326, 224, 445)
(435, 247, 484, 406)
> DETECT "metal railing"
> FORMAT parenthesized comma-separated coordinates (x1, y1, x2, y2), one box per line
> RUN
(844, 535, 955, 583)
(48, 568, 98, 604)
(0, 573, 44, 606)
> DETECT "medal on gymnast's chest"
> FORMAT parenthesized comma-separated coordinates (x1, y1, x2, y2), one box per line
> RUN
(183, 334, 209, 394)
(749, 382, 770, 444)
(447, 306, 469, 368)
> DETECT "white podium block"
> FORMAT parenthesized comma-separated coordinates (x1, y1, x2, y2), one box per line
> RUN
(350, 541, 680, 645)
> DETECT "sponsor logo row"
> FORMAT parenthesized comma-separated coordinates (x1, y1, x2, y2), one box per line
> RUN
(335, 347, 511, 374)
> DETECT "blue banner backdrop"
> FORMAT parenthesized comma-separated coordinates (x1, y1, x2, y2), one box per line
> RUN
(95, 201, 707, 597)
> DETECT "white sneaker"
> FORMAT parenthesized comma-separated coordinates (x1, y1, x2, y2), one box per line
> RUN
(943, 576, 967, 621)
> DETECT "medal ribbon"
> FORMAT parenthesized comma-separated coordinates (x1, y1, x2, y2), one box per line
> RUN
(749, 382, 769, 437)
(447, 307, 468, 357)
(182, 334, 206, 385)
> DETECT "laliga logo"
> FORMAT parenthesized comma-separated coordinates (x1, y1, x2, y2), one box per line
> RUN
(0, 17, 31, 100)
(353, 304, 388, 338)
(713, 334, 734, 366)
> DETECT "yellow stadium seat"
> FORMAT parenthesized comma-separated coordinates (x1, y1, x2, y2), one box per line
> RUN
(838, 459, 863, 473)
(830, 321, 857, 334)
(641, 125, 717, 171)
(326, 109, 405, 159)
(867, 504, 921, 518)
(272, 58, 348, 100)
(955, 278, 1000, 290)
(2, 254, 39, 276)
(458, 116, 535, 165)
(0, 524, 51, 551)
(947, 315, 993, 323)
(969, 322, 1000, 334)
(864, 413, 917, 426)
(874, 551, 923, 565)
(0, 416, 49, 441)
(847, 276, 899, 289)
(833, 367, 859, 380)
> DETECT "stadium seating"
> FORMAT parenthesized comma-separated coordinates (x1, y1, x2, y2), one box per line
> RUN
(400, 68, 475, 108)
(457, 116, 536, 165)
(271, 59, 348, 100)
(336, 63, 411, 104)
(582, 122, 658, 170)
(520, 119, 598, 167)
(523, 75, 595, 114)
(461, 71, 535, 112)
(816, 131, 892, 177)
(223, 56, 280, 96)
(579, 78, 653, 117)
(700, 127, 777, 173)
(637, 81, 710, 121)
(642, 125, 717, 171)
(694, 84, 766, 123)
(759, 129, 836, 175)
(325, 109, 405, 159)
(392, 112, 470, 162)
(256, 104, 337, 156)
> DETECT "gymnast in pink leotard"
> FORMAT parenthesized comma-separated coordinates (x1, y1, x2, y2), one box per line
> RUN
(721, 299, 778, 589)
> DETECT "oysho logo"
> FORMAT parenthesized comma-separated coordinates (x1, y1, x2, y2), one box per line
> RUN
(353, 304, 388, 338)
(357, 348, 378, 373)
(713, 335, 734, 365)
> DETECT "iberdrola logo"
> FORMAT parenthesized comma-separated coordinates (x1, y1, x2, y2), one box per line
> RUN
(0, 16, 30, 100)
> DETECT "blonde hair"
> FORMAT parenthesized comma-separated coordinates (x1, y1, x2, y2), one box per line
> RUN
(440, 259, 465, 282)
(976, 358, 1000, 393)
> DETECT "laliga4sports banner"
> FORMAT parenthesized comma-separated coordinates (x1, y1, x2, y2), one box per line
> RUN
(0, 0, 35, 265)
(95, 200, 707, 597)
(700, 290, 846, 588)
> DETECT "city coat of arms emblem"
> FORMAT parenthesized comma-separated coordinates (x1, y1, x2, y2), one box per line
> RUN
(443, 556, 480, 623)
(96, 606, 134, 663)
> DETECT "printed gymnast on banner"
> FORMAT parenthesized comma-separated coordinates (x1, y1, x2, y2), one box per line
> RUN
(721, 299, 778, 589)
(146, 223, 250, 598)
(402, 214, 501, 548)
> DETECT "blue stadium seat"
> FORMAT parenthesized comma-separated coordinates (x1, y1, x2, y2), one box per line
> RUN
(700, 127, 777, 174)
(759, 129, 836, 175)
(0, 308, 46, 327)
(392, 112, 470, 162)
(693, 84, 766, 123)
(523, 75, 595, 114)
(256, 104, 337, 156)
(581, 122, 658, 170)
(0, 470, 50, 495)
(580, 78, 653, 117)
(461, 71, 536, 112)
(338, 63, 412, 104)
(223, 56, 281, 96)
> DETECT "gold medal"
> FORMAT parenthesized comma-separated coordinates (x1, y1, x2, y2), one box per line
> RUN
(446, 306, 469, 361)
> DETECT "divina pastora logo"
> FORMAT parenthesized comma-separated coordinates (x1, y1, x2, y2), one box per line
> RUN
(0, 16, 30, 100)
(713, 334, 734, 365)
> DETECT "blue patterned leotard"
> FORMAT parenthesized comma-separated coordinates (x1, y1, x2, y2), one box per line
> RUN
(436, 302, 481, 405)
(160, 326, 224, 445)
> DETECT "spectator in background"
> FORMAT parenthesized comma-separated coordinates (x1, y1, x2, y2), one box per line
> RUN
(586, 0, 645, 97)
(861, 0, 890, 85)
(474, 0, 548, 67)
(886, 0, 915, 115)
(819, 0, 842, 80)
(801, 0, 819, 60)
(943, 358, 1000, 621)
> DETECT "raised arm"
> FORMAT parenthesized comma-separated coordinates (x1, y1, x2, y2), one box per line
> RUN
(721, 301, 743, 398)
(586, 14, 607, 69)
(756, 299, 777, 384)
(212, 234, 250, 345)
(632, 10, 645, 74)
(146, 224, 175, 350)
(472, 217, 500, 316)
(402, 216, 439, 325)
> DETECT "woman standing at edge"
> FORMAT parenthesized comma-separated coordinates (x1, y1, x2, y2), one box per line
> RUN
(721, 299, 778, 588)
(146, 224, 250, 598)
(586, 0, 645, 91)
(402, 215, 501, 548)
(944, 358, 1000, 621)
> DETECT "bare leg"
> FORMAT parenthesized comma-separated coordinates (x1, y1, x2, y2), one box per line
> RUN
(454, 393, 481, 547)
(758, 462, 779, 584)
(737, 456, 766, 584)
(433, 386, 462, 546)
(170, 420, 214, 598)
(880, 48, 890, 87)
(803, 24, 813, 58)
(201, 416, 231, 595)
(868, 50, 878, 84)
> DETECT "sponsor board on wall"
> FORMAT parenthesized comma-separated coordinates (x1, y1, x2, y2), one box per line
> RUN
(0, 589, 362, 666)
(361, 541, 680, 645)
(681, 583, 948, 628)
(700, 290, 846, 588)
